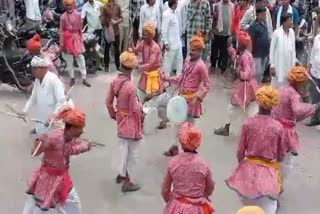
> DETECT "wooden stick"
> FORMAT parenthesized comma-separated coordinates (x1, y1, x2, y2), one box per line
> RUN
(32, 141, 42, 157)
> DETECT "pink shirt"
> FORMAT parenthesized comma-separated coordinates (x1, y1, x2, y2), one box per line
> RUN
(162, 152, 215, 202)
(27, 129, 90, 210)
(237, 114, 286, 162)
(229, 48, 259, 106)
(106, 74, 143, 140)
(272, 85, 316, 122)
(60, 10, 85, 56)
(133, 40, 162, 72)
(169, 57, 211, 117)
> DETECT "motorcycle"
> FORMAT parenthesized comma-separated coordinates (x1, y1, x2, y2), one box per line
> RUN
(0, 22, 34, 92)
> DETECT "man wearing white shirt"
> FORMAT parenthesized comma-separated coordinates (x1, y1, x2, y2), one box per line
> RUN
(139, 0, 161, 41)
(20, 56, 66, 135)
(24, 0, 42, 26)
(81, 0, 104, 33)
(119, 0, 130, 51)
(162, 0, 183, 76)
(307, 32, 320, 126)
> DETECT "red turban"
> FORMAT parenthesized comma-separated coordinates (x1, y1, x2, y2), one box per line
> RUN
(27, 34, 42, 54)
(57, 107, 86, 128)
(237, 31, 251, 47)
(179, 122, 202, 150)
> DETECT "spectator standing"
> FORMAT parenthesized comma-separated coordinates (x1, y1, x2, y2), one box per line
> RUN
(129, 0, 145, 45)
(24, 0, 42, 26)
(139, 0, 161, 42)
(118, 0, 130, 51)
(232, 0, 250, 36)
(274, 0, 300, 30)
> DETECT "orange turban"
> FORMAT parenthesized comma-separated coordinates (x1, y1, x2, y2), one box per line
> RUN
(179, 122, 202, 150)
(238, 31, 251, 47)
(57, 107, 86, 128)
(190, 32, 205, 50)
(237, 206, 265, 214)
(27, 34, 41, 54)
(63, 0, 76, 6)
(143, 22, 156, 38)
(256, 85, 280, 110)
(288, 66, 308, 83)
(120, 51, 138, 69)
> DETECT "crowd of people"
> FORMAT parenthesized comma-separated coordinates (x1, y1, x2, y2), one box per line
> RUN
(9, 0, 320, 213)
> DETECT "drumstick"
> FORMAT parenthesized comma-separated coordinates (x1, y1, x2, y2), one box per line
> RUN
(32, 140, 42, 157)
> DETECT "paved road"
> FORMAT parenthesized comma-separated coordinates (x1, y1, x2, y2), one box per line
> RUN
(0, 71, 319, 214)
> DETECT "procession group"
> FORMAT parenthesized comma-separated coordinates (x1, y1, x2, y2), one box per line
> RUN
(15, 0, 320, 213)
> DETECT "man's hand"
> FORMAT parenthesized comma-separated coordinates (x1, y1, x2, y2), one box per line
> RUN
(270, 67, 276, 77)
(165, 44, 170, 51)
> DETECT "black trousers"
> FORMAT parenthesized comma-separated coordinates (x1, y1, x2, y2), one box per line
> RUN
(210, 34, 229, 72)
(94, 29, 103, 46)
(132, 18, 140, 46)
(104, 35, 120, 69)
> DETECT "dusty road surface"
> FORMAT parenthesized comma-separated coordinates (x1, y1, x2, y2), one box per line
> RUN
(0, 71, 319, 214)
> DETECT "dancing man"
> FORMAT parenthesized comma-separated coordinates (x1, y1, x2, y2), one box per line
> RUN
(214, 31, 259, 136)
(163, 33, 211, 156)
(226, 85, 285, 214)
(22, 108, 91, 213)
(60, 0, 91, 87)
(20, 56, 66, 135)
(132, 22, 163, 101)
(272, 66, 320, 180)
(162, 122, 215, 214)
(106, 51, 143, 192)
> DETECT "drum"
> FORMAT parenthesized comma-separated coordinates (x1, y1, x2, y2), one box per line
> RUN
(143, 105, 159, 135)
(167, 96, 188, 124)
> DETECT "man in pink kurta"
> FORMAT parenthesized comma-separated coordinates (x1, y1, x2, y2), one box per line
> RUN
(226, 86, 285, 214)
(162, 122, 215, 214)
(22, 108, 91, 213)
(106, 51, 143, 192)
(60, 0, 91, 87)
(272, 66, 320, 180)
(132, 22, 163, 98)
(163, 33, 211, 157)
(214, 31, 259, 136)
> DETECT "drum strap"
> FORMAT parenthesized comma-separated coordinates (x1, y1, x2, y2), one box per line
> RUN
(115, 79, 129, 98)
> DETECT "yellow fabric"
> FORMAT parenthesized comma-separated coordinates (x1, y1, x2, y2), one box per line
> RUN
(99, 0, 108, 4)
(247, 157, 282, 193)
(180, 91, 198, 99)
(288, 66, 308, 83)
(255, 85, 280, 110)
(237, 206, 265, 214)
(146, 70, 160, 94)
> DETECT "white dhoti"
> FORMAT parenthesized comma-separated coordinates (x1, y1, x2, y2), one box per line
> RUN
(281, 153, 293, 181)
(112, 138, 141, 181)
(162, 48, 183, 76)
(241, 196, 278, 214)
(22, 188, 81, 214)
(271, 77, 288, 88)
(62, 53, 87, 79)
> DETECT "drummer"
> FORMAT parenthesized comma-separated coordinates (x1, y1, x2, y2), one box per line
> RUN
(131, 22, 163, 100)
(163, 32, 211, 157)
(105, 51, 143, 192)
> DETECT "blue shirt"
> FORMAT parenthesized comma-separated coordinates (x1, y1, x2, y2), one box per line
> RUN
(274, 6, 300, 27)
(248, 20, 270, 58)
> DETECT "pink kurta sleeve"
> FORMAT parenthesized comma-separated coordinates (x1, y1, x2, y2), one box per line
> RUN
(140, 46, 161, 71)
(290, 94, 316, 121)
(128, 85, 142, 115)
(205, 169, 215, 197)
(106, 82, 116, 120)
(237, 124, 247, 162)
(239, 54, 251, 81)
(66, 139, 90, 155)
(228, 46, 237, 61)
(161, 170, 172, 203)
(198, 65, 211, 99)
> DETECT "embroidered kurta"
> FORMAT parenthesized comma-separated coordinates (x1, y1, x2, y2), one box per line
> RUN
(23, 72, 66, 134)
(229, 47, 259, 107)
(60, 10, 85, 57)
(133, 40, 163, 94)
(168, 57, 211, 117)
(106, 74, 143, 140)
(226, 114, 285, 199)
(26, 129, 90, 210)
(272, 85, 316, 152)
(162, 152, 215, 214)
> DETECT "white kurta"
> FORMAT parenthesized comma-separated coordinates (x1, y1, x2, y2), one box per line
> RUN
(23, 72, 66, 134)
(269, 26, 296, 87)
